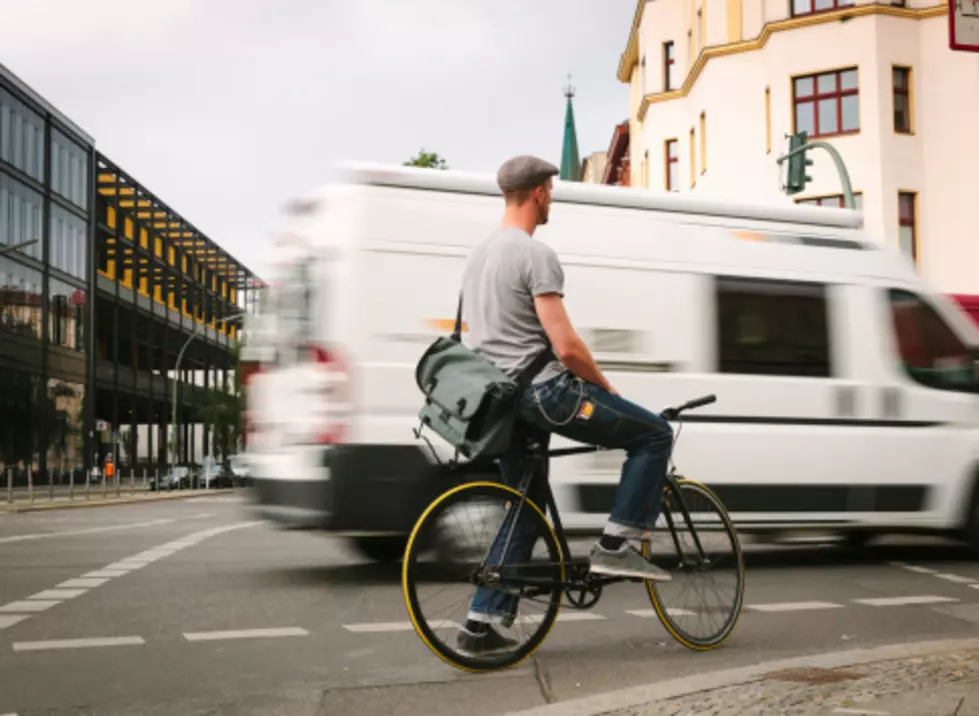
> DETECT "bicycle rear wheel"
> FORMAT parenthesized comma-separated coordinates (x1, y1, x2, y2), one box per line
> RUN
(642, 478, 745, 650)
(402, 481, 565, 672)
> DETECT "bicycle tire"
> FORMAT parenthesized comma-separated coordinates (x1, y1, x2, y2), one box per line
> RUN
(642, 478, 745, 650)
(402, 481, 565, 673)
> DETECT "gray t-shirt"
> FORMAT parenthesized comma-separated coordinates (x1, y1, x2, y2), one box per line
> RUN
(460, 226, 568, 385)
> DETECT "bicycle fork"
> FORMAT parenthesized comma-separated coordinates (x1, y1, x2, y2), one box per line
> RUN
(660, 474, 711, 569)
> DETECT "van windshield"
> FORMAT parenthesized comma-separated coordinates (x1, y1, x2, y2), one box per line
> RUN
(263, 256, 318, 365)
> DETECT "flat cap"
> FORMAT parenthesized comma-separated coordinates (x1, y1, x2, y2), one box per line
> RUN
(497, 155, 559, 192)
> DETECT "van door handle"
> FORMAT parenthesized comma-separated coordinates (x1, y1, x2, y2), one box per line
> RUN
(881, 387, 902, 419)
(836, 385, 856, 417)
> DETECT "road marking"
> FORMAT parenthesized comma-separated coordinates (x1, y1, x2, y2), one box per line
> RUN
(58, 578, 109, 589)
(747, 601, 843, 613)
(514, 612, 607, 625)
(183, 627, 309, 642)
(29, 589, 88, 600)
(0, 518, 174, 545)
(852, 595, 959, 607)
(0, 615, 30, 630)
(935, 573, 976, 584)
(12, 636, 145, 652)
(83, 570, 129, 578)
(902, 565, 937, 574)
(833, 708, 891, 715)
(343, 620, 455, 633)
(0, 601, 60, 613)
(626, 608, 697, 618)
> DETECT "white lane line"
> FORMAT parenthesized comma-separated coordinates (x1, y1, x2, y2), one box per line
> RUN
(626, 608, 696, 617)
(343, 620, 455, 633)
(29, 589, 88, 600)
(515, 612, 606, 625)
(0, 518, 174, 545)
(0, 615, 30, 630)
(853, 595, 960, 607)
(13, 636, 145, 652)
(183, 627, 309, 642)
(83, 570, 129, 578)
(747, 601, 843, 613)
(902, 565, 937, 574)
(57, 578, 109, 589)
(833, 708, 891, 715)
(0, 601, 60, 613)
(935, 573, 976, 584)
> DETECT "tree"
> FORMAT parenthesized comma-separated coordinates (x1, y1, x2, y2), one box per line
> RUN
(404, 149, 449, 170)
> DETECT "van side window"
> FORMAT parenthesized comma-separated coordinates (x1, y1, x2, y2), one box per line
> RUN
(715, 276, 831, 377)
(887, 289, 978, 393)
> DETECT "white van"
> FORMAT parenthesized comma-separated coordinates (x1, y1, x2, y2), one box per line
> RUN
(244, 162, 979, 562)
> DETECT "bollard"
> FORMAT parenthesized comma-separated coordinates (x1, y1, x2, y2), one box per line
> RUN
(116, 467, 121, 498)
(85, 468, 91, 500)
(102, 469, 107, 498)
(69, 468, 74, 501)
(6, 468, 11, 504)
(142, 468, 147, 491)
(48, 469, 54, 501)
(130, 468, 134, 495)
(28, 467, 34, 504)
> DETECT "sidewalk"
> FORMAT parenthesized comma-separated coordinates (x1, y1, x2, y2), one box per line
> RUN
(507, 638, 979, 716)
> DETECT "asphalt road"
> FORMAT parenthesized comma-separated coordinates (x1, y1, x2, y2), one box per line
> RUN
(3, 495, 979, 715)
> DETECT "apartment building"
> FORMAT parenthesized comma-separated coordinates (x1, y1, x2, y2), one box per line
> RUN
(617, 1, 979, 293)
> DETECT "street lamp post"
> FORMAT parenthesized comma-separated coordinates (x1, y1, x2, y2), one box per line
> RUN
(170, 311, 246, 490)
(0, 239, 39, 257)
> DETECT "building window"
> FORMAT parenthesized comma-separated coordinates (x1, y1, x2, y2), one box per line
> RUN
(796, 193, 863, 210)
(715, 275, 832, 377)
(50, 204, 87, 280)
(765, 87, 772, 154)
(48, 279, 85, 352)
(893, 67, 912, 134)
(665, 139, 679, 191)
(898, 191, 917, 262)
(0, 256, 43, 341)
(793, 68, 859, 138)
(699, 112, 707, 174)
(0, 174, 44, 262)
(51, 130, 89, 210)
(791, 0, 854, 17)
(0, 88, 45, 183)
(888, 289, 978, 393)
(664, 42, 676, 91)
(689, 128, 696, 187)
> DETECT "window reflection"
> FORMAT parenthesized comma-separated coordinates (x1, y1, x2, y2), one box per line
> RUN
(0, 256, 43, 340)
(45, 378, 85, 478)
(0, 369, 41, 483)
(48, 278, 85, 351)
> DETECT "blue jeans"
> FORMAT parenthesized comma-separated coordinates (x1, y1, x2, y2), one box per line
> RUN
(467, 371, 675, 625)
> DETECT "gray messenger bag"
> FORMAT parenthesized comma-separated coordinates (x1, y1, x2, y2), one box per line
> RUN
(414, 294, 553, 463)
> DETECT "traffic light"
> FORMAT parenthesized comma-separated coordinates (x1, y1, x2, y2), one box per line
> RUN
(785, 131, 813, 195)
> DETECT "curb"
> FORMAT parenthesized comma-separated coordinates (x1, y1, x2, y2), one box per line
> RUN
(503, 637, 979, 716)
(0, 489, 238, 514)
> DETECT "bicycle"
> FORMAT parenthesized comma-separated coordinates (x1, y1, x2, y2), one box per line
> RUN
(401, 392, 746, 673)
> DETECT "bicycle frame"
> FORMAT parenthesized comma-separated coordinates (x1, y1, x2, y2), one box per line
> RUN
(478, 415, 712, 596)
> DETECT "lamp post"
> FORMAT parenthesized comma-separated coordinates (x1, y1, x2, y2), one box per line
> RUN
(170, 311, 246, 489)
(0, 239, 39, 257)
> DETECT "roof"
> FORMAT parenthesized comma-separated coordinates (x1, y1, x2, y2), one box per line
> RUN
(0, 62, 95, 146)
(331, 161, 865, 231)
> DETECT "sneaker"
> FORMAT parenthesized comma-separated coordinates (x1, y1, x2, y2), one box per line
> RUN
(456, 625, 519, 655)
(588, 543, 672, 581)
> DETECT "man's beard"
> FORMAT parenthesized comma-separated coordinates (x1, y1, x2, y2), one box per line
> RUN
(537, 204, 549, 225)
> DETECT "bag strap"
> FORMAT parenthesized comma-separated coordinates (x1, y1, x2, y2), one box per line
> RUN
(454, 289, 554, 387)
(450, 293, 463, 343)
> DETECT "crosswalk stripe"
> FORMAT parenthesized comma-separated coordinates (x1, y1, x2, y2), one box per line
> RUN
(852, 595, 959, 607)
(343, 620, 455, 633)
(747, 601, 843, 612)
(183, 627, 309, 642)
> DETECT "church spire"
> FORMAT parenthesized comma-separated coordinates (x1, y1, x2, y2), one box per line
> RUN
(560, 74, 581, 182)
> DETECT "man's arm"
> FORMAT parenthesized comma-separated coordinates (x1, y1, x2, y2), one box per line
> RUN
(534, 293, 616, 394)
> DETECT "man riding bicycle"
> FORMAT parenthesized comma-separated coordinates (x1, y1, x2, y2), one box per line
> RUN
(456, 155, 675, 654)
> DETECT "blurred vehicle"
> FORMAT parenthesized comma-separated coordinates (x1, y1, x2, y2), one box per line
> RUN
(228, 454, 251, 485)
(245, 162, 979, 562)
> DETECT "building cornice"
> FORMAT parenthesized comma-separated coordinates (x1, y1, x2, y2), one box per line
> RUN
(633, 3, 947, 120)
(617, 0, 646, 83)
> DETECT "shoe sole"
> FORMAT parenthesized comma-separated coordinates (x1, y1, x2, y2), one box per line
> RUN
(588, 562, 673, 581)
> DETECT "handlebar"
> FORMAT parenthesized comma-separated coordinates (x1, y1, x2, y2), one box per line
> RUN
(660, 394, 716, 421)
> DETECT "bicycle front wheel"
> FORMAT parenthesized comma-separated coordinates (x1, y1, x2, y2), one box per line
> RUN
(642, 478, 745, 650)
(402, 481, 565, 673)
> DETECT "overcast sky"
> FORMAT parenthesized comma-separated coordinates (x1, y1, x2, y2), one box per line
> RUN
(0, 0, 635, 278)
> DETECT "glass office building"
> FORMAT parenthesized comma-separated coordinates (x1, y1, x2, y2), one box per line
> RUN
(0, 63, 260, 486)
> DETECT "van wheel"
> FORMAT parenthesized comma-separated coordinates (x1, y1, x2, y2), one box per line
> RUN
(350, 535, 409, 563)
